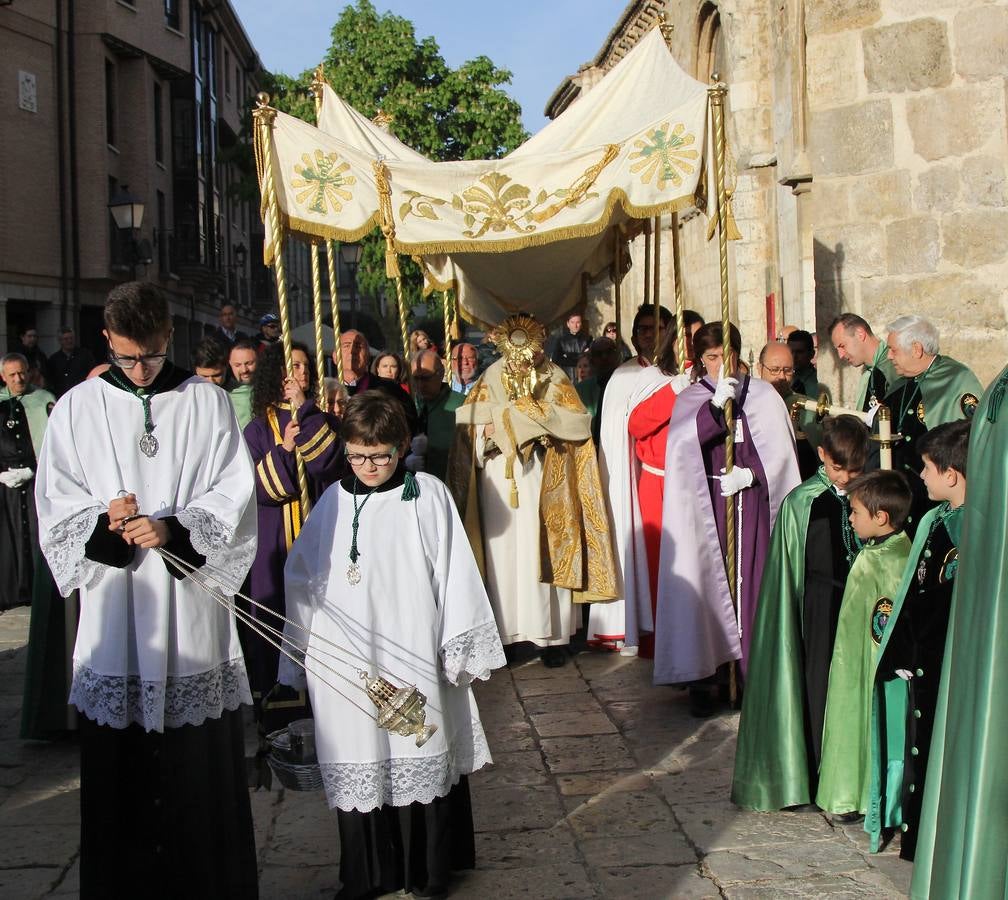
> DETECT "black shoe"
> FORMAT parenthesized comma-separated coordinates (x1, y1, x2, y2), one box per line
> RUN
(540, 647, 567, 668)
(830, 811, 864, 824)
(689, 686, 716, 718)
(411, 885, 448, 898)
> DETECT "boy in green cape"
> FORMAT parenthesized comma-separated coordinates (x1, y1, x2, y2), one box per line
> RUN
(866, 420, 970, 858)
(816, 470, 913, 818)
(732, 415, 869, 810)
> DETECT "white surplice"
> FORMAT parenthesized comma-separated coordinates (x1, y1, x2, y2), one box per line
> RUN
(34, 376, 257, 732)
(280, 472, 506, 812)
(587, 358, 671, 648)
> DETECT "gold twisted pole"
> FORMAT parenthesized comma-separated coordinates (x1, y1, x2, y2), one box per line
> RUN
(254, 92, 311, 516)
(613, 229, 622, 351)
(371, 158, 411, 360)
(310, 243, 326, 407)
(671, 212, 686, 372)
(709, 79, 737, 703)
(393, 277, 410, 360)
(325, 241, 344, 384)
(653, 213, 662, 363)
(442, 290, 453, 382)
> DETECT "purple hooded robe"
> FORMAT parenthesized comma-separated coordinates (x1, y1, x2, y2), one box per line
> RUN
(654, 375, 800, 684)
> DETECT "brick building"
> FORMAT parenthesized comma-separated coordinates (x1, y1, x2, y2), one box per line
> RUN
(549, 0, 1008, 392)
(1, 0, 272, 367)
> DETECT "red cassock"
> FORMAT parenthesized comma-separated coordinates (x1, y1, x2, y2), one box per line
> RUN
(626, 383, 676, 658)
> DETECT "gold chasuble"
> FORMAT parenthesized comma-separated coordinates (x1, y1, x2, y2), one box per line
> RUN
(447, 316, 616, 604)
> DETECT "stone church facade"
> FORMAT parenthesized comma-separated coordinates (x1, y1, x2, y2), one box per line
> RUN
(549, 0, 1008, 393)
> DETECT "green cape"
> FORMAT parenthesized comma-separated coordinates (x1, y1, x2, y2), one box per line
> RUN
(855, 341, 903, 411)
(916, 355, 983, 428)
(575, 376, 602, 418)
(816, 531, 912, 814)
(865, 502, 963, 851)
(732, 471, 831, 810)
(911, 364, 1008, 900)
(229, 383, 253, 430)
(416, 385, 465, 481)
(0, 385, 55, 458)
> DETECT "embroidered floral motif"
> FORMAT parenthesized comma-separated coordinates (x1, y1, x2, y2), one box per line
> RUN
(292, 150, 356, 215)
(628, 122, 699, 191)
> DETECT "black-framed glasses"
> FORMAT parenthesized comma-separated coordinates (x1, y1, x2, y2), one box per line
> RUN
(107, 343, 170, 370)
(345, 447, 397, 468)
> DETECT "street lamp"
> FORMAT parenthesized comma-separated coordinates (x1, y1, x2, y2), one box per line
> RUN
(339, 242, 363, 329)
(108, 185, 149, 280)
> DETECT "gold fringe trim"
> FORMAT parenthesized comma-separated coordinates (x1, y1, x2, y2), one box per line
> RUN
(390, 189, 698, 257)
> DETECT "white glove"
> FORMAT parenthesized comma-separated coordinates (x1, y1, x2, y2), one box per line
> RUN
(404, 453, 425, 472)
(0, 467, 33, 489)
(715, 465, 754, 497)
(710, 376, 738, 410)
(410, 434, 428, 455)
(895, 669, 914, 681)
(671, 372, 692, 394)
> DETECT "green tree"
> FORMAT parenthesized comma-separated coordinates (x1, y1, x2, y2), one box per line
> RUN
(271, 0, 527, 320)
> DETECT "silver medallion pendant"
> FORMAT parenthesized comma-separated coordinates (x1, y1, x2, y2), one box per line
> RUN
(916, 558, 927, 586)
(139, 432, 159, 458)
(347, 562, 361, 586)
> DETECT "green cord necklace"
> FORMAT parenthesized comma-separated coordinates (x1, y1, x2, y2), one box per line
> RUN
(346, 478, 376, 586)
(108, 369, 159, 458)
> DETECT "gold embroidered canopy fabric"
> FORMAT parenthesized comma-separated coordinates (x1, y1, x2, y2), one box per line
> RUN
(261, 28, 712, 326)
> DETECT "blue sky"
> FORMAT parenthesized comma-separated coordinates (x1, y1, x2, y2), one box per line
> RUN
(231, 0, 628, 133)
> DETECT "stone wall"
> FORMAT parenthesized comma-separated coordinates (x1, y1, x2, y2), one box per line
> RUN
(805, 0, 1008, 390)
(558, 0, 1008, 390)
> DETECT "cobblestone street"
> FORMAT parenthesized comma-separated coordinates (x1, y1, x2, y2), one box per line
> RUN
(0, 607, 912, 898)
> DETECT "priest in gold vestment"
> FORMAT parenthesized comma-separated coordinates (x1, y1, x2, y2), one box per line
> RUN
(447, 315, 616, 666)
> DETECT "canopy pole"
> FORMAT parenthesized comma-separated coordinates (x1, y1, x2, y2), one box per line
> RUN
(325, 242, 345, 384)
(709, 78, 737, 704)
(310, 243, 327, 407)
(442, 290, 452, 382)
(372, 158, 411, 361)
(613, 229, 622, 350)
(672, 212, 687, 372)
(254, 93, 311, 516)
(392, 277, 410, 360)
(653, 214, 662, 363)
(643, 218, 652, 310)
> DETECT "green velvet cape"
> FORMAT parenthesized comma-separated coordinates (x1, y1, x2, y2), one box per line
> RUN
(731, 471, 831, 810)
(229, 383, 253, 430)
(815, 531, 912, 814)
(916, 355, 983, 427)
(911, 364, 1008, 900)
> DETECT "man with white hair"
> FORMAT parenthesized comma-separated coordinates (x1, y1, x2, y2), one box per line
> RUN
(881, 315, 982, 533)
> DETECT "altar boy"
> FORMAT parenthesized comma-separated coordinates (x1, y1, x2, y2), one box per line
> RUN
(282, 390, 506, 899)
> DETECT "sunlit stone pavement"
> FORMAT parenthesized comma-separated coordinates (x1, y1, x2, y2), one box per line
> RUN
(0, 609, 911, 898)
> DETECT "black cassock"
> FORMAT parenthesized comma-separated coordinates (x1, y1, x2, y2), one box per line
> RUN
(0, 396, 38, 608)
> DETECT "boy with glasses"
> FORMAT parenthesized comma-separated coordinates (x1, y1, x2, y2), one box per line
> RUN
(282, 390, 505, 899)
(34, 281, 259, 896)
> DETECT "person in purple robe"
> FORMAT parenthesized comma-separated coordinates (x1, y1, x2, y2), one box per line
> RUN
(654, 323, 800, 716)
(243, 341, 343, 703)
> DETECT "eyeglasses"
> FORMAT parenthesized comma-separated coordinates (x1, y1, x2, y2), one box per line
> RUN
(107, 342, 170, 370)
(762, 365, 795, 376)
(345, 448, 397, 468)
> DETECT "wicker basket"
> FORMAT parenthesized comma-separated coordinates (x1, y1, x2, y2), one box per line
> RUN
(266, 720, 323, 792)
